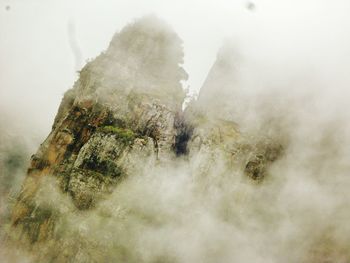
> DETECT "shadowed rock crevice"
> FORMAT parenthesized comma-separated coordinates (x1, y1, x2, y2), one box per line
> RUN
(173, 113, 194, 156)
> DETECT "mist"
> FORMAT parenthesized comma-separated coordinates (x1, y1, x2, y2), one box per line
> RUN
(1, 1, 350, 262)
(2, 0, 349, 131)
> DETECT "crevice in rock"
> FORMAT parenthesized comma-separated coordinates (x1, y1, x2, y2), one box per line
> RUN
(173, 112, 193, 156)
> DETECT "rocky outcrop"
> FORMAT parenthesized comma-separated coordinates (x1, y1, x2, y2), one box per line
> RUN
(11, 16, 187, 242)
(185, 43, 283, 183)
(195, 42, 238, 120)
(5, 15, 349, 263)
(9, 16, 283, 261)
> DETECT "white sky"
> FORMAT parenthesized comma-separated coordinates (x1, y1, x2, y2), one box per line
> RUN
(1, 0, 350, 136)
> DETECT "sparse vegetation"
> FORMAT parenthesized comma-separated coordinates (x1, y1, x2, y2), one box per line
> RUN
(99, 126, 136, 143)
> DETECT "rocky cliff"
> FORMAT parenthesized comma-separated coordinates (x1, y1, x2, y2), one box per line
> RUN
(185, 42, 282, 184)
(8, 16, 344, 263)
(6, 17, 288, 262)
(11, 16, 188, 242)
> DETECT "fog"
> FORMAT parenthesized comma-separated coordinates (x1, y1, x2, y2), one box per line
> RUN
(1, 0, 350, 262)
(2, 0, 349, 134)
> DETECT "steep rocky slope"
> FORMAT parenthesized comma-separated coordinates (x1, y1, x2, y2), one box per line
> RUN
(184, 43, 282, 183)
(9, 17, 282, 250)
(11, 16, 188, 243)
(6, 16, 347, 263)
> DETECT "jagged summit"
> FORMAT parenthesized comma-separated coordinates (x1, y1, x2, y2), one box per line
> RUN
(77, 15, 187, 107)
(196, 41, 238, 120)
(9, 16, 283, 263)
(3, 11, 349, 263)
(11, 17, 189, 245)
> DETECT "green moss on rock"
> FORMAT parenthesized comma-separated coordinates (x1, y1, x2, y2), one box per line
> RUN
(99, 126, 136, 143)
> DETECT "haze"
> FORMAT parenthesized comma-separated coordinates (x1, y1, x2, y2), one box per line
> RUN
(1, 0, 350, 137)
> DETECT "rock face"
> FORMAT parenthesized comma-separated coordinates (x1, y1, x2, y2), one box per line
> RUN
(9, 16, 283, 261)
(6, 16, 350, 263)
(11, 16, 187, 242)
(195, 42, 238, 120)
(185, 43, 282, 183)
